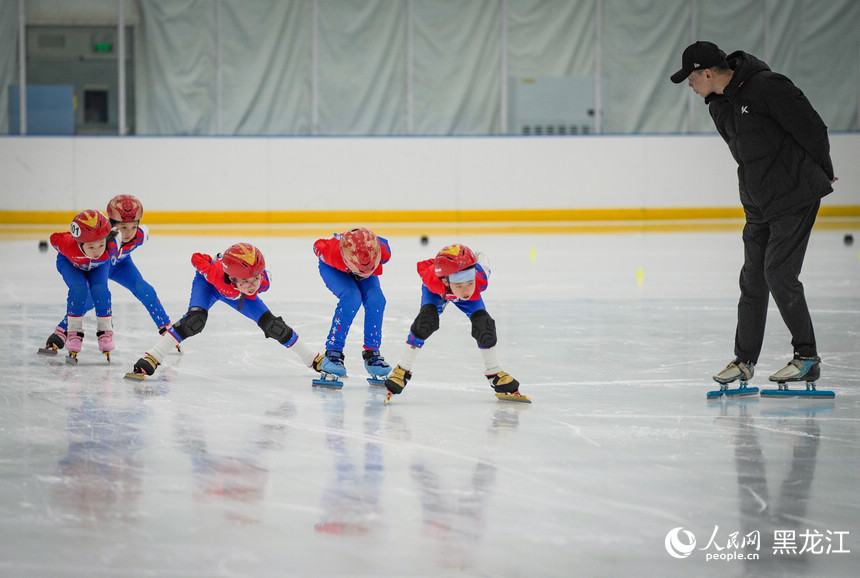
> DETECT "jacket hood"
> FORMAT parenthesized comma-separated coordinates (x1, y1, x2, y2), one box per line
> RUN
(704, 51, 771, 104)
(726, 51, 771, 87)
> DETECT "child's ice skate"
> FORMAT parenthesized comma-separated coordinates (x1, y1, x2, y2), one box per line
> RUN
(97, 330, 115, 361)
(708, 359, 758, 399)
(383, 365, 412, 404)
(312, 350, 346, 389)
(38, 326, 66, 356)
(65, 331, 83, 364)
(761, 355, 834, 399)
(125, 354, 159, 381)
(488, 371, 531, 403)
(362, 348, 391, 385)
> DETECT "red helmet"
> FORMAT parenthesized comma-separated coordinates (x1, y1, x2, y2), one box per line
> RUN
(434, 244, 477, 278)
(106, 194, 143, 222)
(70, 210, 112, 243)
(222, 243, 266, 278)
(339, 228, 382, 277)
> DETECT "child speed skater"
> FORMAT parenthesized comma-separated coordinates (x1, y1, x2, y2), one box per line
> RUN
(313, 227, 392, 381)
(40, 210, 119, 362)
(42, 195, 174, 354)
(126, 242, 329, 380)
(384, 243, 529, 403)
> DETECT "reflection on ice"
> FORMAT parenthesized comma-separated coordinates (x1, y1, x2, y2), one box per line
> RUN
(55, 375, 149, 526)
(1, 231, 858, 577)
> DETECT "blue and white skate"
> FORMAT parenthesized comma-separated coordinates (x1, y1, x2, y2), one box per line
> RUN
(312, 351, 346, 389)
(362, 349, 391, 386)
(760, 357, 834, 399)
(708, 360, 758, 400)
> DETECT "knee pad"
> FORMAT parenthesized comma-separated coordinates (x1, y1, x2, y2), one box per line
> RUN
(257, 311, 295, 345)
(470, 309, 497, 348)
(174, 307, 208, 339)
(410, 304, 440, 340)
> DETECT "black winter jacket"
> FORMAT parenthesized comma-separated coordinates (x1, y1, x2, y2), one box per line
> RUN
(705, 51, 834, 223)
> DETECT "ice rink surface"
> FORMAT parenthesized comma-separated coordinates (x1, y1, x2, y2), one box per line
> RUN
(1, 228, 859, 577)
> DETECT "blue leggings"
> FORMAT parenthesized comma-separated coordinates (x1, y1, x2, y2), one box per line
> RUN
(319, 263, 386, 352)
(56, 254, 111, 318)
(58, 257, 170, 330)
(406, 285, 486, 348)
(188, 271, 270, 323)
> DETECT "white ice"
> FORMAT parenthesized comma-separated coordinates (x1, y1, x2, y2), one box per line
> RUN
(1, 229, 859, 577)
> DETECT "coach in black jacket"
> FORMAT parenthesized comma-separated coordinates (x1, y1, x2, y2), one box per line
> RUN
(671, 41, 837, 388)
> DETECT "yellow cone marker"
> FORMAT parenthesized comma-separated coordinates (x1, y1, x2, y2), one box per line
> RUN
(529, 248, 537, 264)
(636, 267, 644, 288)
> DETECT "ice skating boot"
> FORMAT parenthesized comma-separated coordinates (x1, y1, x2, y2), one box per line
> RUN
(761, 355, 832, 398)
(384, 365, 412, 403)
(769, 355, 821, 383)
(713, 359, 755, 384)
(708, 359, 758, 399)
(65, 331, 83, 364)
(320, 350, 347, 376)
(97, 330, 115, 361)
(311, 350, 347, 388)
(38, 326, 66, 356)
(125, 354, 159, 381)
(362, 348, 391, 383)
(487, 371, 531, 403)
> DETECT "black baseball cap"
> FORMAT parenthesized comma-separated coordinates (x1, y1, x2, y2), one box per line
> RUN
(670, 41, 727, 83)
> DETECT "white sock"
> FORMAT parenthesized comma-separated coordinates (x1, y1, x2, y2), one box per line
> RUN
(397, 342, 420, 371)
(97, 315, 112, 332)
(147, 331, 180, 363)
(480, 346, 502, 376)
(289, 335, 318, 367)
(67, 316, 83, 334)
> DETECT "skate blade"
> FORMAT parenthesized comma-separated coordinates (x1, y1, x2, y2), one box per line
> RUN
(384, 391, 393, 405)
(761, 390, 835, 399)
(495, 392, 531, 404)
(761, 381, 834, 399)
(707, 386, 759, 400)
(65, 353, 78, 365)
(367, 376, 388, 386)
(760, 388, 835, 399)
(37, 347, 58, 356)
(312, 373, 344, 389)
(103, 351, 111, 363)
(124, 371, 147, 381)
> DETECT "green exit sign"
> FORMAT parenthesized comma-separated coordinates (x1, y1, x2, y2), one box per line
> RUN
(92, 41, 113, 53)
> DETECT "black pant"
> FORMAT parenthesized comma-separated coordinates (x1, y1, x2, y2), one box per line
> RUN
(734, 200, 819, 363)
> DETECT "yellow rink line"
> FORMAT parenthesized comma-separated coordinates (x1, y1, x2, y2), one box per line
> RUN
(1, 207, 858, 240)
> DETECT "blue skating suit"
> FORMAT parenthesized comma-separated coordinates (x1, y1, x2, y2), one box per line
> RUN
(313, 233, 391, 352)
(58, 225, 171, 332)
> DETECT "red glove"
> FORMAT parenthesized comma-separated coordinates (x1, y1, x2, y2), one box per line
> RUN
(191, 253, 213, 274)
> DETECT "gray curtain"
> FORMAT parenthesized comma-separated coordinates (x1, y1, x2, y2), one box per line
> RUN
(2, 0, 858, 135)
(0, 0, 17, 133)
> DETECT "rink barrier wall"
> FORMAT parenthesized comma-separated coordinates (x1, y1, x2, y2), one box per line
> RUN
(0, 133, 857, 236)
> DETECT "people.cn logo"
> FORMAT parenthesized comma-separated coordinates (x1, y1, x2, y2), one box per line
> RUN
(665, 527, 697, 558)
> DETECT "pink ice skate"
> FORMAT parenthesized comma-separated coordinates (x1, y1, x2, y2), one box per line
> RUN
(65, 331, 83, 364)
(97, 330, 115, 361)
